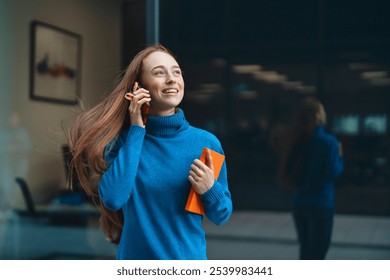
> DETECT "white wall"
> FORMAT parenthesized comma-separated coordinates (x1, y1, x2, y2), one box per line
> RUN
(0, 0, 122, 204)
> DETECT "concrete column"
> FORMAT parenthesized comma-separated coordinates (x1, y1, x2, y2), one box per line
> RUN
(146, 0, 159, 44)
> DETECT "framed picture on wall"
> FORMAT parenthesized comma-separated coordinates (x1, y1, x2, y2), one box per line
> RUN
(29, 20, 82, 105)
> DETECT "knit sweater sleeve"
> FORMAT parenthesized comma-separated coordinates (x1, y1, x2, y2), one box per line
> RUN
(325, 137, 344, 180)
(98, 125, 145, 211)
(201, 147, 233, 225)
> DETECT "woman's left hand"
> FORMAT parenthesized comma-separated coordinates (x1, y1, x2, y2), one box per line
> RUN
(188, 149, 215, 195)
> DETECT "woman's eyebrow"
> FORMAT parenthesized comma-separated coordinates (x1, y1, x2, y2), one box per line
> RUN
(151, 65, 180, 71)
(151, 65, 164, 71)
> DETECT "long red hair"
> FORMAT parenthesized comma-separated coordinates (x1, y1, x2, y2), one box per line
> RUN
(277, 97, 326, 189)
(67, 45, 173, 244)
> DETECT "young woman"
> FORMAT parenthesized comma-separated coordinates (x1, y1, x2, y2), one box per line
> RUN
(278, 97, 344, 260)
(67, 45, 232, 260)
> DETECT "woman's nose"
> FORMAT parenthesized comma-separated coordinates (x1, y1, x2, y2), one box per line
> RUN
(166, 73, 176, 84)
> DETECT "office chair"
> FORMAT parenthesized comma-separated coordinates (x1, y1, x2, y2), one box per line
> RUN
(14, 177, 98, 226)
(13, 177, 106, 259)
(14, 177, 37, 216)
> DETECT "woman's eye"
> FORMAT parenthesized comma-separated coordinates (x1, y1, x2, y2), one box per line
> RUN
(173, 70, 182, 76)
(154, 70, 165, 76)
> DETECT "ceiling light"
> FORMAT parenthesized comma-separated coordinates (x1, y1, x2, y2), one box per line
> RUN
(232, 64, 262, 74)
(281, 81, 303, 90)
(253, 71, 287, 84)
(361, 71, 388, 80)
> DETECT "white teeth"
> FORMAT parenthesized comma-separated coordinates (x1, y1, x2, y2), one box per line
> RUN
(163, 89, 178, 93)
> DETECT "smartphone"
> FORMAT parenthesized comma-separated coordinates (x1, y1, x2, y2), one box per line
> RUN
(133, 82, 150, 125)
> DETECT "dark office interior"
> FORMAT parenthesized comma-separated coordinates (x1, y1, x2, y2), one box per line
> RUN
(122, 0, 390, 215)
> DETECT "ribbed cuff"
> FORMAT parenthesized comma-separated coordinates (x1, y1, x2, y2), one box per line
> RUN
(201, 182, 225, 204)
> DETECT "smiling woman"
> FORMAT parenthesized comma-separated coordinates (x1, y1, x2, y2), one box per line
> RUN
(66, 44, 233, 260)
(126, 51, 185, 118)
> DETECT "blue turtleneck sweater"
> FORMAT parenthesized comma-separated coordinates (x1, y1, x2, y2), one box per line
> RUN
(98, 109, 232, 260)
(294, 126, 344, 208)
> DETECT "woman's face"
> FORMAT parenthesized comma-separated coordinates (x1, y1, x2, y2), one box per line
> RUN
(140, 51, 184, 116)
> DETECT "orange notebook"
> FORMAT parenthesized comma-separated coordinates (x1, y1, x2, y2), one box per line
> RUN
(185, 148, 225, 215)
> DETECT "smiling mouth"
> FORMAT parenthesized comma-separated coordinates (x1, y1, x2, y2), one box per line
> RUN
(162, 88, 178, 94)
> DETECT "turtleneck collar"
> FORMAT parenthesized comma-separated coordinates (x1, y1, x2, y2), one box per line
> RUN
(146, 108, 189, 137)
(314, 125, 325, 136)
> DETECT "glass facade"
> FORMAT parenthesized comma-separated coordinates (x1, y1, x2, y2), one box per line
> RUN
(155, 0, 390, 215)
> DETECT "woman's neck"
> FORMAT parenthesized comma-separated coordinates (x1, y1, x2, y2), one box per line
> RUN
(149, 107, 177, 117)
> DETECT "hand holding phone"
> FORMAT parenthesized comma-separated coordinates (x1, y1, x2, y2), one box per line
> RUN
(134, 82, 150, 125)
(125, 82, 150, 125)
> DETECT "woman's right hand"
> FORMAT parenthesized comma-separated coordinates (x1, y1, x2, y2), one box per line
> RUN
(124, 82, 151, 127)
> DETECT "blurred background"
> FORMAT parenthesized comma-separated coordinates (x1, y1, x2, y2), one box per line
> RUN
(0, 0, 389, 259)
